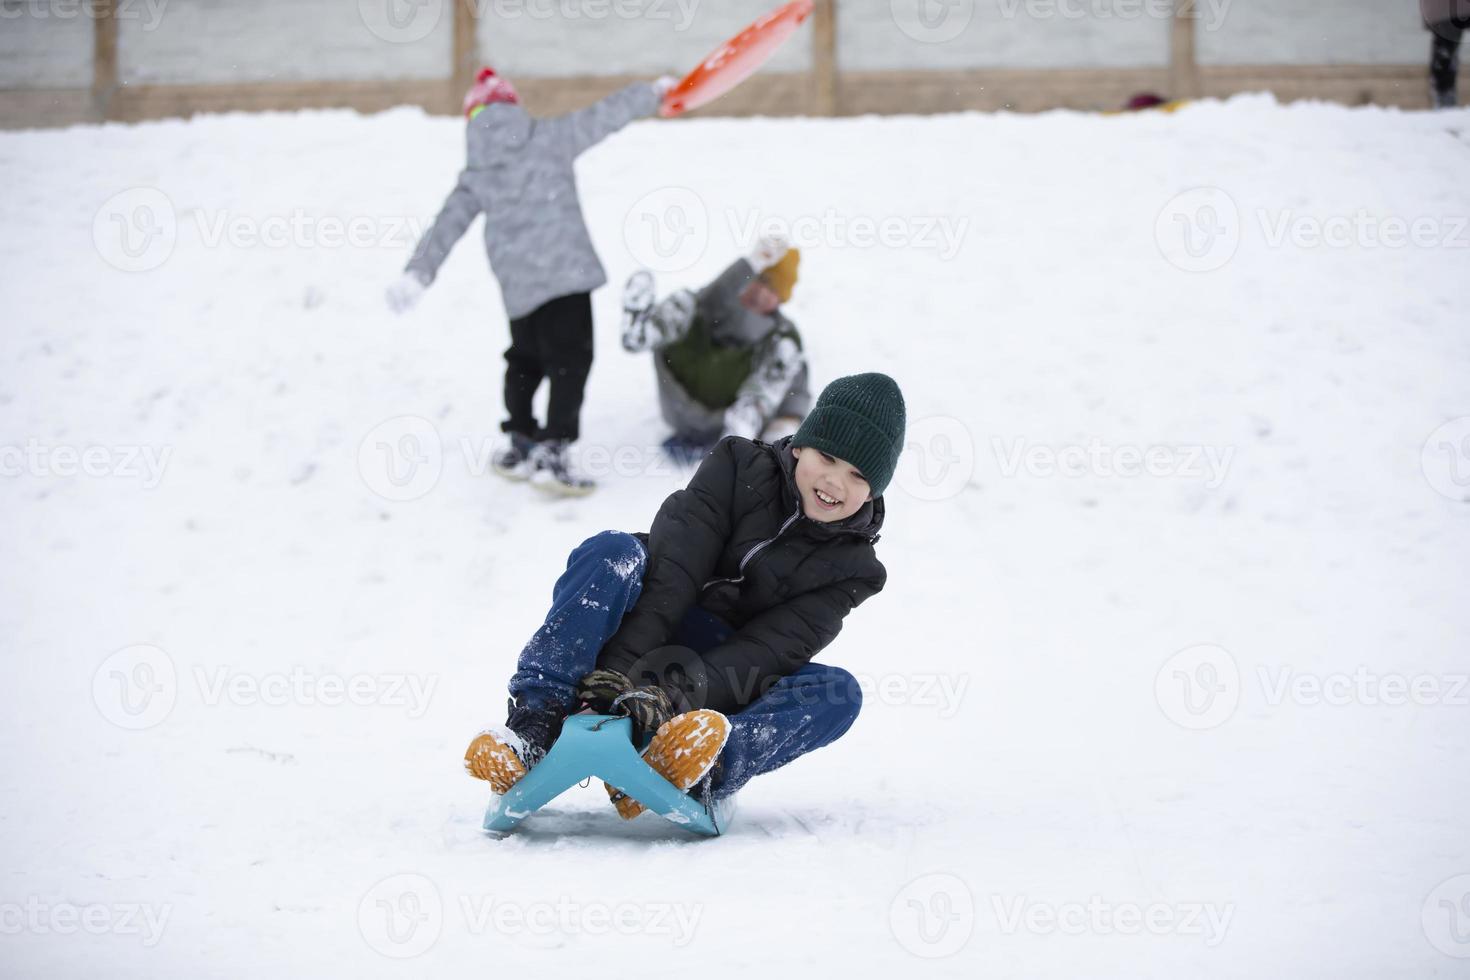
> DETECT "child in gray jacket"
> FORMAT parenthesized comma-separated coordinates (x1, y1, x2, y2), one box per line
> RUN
(388, 67, 675, 495)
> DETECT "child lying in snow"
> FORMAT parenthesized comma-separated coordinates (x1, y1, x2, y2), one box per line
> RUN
(621, 235, 810, 454)
(465, 373, 907, 816)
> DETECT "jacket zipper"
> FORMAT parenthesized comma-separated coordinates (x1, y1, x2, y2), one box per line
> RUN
(703, 506, 802, 590)
(738, 507, 802, 573)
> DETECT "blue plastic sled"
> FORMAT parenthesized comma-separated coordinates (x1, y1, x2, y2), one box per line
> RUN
(482, 715, 736, 837)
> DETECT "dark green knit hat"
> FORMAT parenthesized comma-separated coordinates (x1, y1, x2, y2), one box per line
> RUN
(791, 373, 907, 498)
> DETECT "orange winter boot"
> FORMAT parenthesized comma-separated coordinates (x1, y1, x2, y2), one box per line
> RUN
(605, 709, 730, 820)
(464, 727, 540, 794)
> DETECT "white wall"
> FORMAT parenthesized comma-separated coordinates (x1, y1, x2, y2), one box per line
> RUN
(1196, 0, 1428, 66)
(839, 0, 1173, 71)
(0, 0, 1440, 93)
(477, 0, 811, 77)
(0, 6, 93, 87)
(117, 0, 452, 84)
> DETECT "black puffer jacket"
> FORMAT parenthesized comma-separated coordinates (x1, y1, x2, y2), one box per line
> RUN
(597, 435, 887, 712)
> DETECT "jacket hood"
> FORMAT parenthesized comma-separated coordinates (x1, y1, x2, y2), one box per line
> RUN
(467, 103, 534, 161)
(770, 435, 885, 541)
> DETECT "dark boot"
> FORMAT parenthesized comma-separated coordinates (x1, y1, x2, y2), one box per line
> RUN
(505, 697, 564, 762)
(491, 432, 538, 481)
(530, 439, 595, 497)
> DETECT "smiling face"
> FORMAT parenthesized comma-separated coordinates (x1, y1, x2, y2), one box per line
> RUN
(792, 445, 872, 523)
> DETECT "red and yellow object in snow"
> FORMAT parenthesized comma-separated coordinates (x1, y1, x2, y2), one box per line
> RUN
(659, 0, 814, 118)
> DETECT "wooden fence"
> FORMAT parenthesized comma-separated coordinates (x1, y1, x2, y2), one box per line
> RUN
(0, 0, 1453, 128)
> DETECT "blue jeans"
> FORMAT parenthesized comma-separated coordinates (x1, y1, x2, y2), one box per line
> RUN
(508, 530, 863, 798)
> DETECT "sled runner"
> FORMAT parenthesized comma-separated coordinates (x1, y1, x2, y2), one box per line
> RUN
(481, 715, 737, 837)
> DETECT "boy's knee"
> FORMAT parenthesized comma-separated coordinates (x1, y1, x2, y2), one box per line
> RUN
(788, 663, 862, 728)
(826, 666, 863, 727)
(571, 530, 646, 578)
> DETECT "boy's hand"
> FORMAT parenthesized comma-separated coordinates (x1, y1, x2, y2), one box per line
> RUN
(576, 667, 633, 713)
(614, 685, 674, 743)
(385, 271, 427, 314)
(653, 75, 680, 98)
(746, 233, 791, 273)
(579, 668, 674, 741)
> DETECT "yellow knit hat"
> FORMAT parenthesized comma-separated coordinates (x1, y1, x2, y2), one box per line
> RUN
(760, 248, 800, 304)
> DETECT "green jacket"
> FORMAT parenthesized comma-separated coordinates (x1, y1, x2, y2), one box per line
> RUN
(660, 259, 801, 410)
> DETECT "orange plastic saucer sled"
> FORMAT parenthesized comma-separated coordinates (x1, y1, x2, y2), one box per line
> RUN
(659, 0, 814, 118)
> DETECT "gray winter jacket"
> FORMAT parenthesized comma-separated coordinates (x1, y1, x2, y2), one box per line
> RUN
(695, 257, 794, 347)
(405, 82, 661, 320)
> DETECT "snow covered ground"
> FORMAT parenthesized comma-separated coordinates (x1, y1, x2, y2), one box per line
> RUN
(2, 96, 1468, 978)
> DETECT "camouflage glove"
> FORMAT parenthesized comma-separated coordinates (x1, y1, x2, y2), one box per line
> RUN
(576, 667, 633, 714)
(611, 685, 675, 744)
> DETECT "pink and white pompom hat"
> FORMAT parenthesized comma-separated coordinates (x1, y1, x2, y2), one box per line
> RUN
(462, 67, 520, 117)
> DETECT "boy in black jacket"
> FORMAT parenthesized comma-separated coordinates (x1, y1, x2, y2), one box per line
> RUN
(466, 373, 906, 817)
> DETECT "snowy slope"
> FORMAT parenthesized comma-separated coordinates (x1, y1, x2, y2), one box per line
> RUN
(1, 96, 1468, 979)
